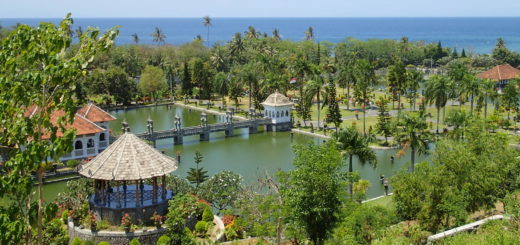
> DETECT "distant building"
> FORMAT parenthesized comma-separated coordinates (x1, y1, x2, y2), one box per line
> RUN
(24, 103, 116, 162)
(478, 64, 520, 89)
(261, 91, 293, 131)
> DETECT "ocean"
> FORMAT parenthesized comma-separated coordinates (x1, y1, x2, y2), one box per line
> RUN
(1, 17, 520, 53)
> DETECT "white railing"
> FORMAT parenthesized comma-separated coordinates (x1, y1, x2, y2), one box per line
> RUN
(74, 149, 83, 157)
(62, 153, 72, 158)
(98, 141, 107, 148)
(86, 148, 96, 155)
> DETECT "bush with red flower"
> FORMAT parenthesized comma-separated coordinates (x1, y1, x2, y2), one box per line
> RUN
(121, 213, 132, 231)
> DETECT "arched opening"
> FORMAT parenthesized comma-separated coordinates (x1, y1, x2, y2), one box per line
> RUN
(286, 110, 289, 117)
(276, 111, 279, 118)
(87, 139, 95, 148)
(99, 133, 106, 142)
(75, 141, 83, 150)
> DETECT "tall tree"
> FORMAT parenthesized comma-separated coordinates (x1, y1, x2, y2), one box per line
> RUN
(304, 26, 314, 41)
(272, 28, 281, 40)
(325, 79, 342, 131)
(375, 96, 393, 145)
(405, 69, 424, 111)
(395, 111, 432, 172)
(306, 65, 326, 129)
(278, 142, 346, 245)
(354, 59, 377, 136)
(246, 26, 259, 39)
(0, 15, 117, 244)
(202, 15, 212, 47)
(424, 75, 450, 134)
(333, 126, 376, 194)
(501, 80, 520, 123)
(181, 62, 193, 98)
(151, 27, 166, 44)
(387, 59, 407, 110)
(186, 151, 208, 187)
(139, 65, 168, 101)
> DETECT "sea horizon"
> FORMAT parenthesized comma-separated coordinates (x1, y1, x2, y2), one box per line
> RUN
(2, 17, 520, 53)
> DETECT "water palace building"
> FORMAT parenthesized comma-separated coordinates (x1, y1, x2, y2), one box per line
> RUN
(24, 103, 116, 162)
(478, 64, 520, 89)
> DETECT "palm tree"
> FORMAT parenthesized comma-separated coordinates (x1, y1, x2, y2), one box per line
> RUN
(210, 44, 227, 72)
(151, 27, 166, 44)
(131, 33, 139, 44)
(445, 109, 469, 140)
(478, 79, 497, 119)
(306, 65, 326, 129)
(395, 111, 431, 172)
(246, 26, 259, 39)
(305, 26, 314, 41)
(387, 59, 407, 110)
(203, 15, 212, 47)
(405, 69, 424, 111)
(213, 72, 230, 106)
(424, 75, 450, 134)
(333, 126, 376, 194)
(272, 28, 281, 40)
(229, 33, 245, 63)
(354, 59, 377, 136)
(463, 74, 482, 115)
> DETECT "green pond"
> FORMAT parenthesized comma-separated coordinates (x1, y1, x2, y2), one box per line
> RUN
(37, 104, 429, 202)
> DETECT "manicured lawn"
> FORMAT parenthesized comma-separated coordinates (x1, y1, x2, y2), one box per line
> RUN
(363, 195, 395, 210)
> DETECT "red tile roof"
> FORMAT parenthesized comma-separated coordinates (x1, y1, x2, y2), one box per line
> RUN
(24, 105, 109, 139)
(478, 64, 520, 81)
(77, 103, 116, 123)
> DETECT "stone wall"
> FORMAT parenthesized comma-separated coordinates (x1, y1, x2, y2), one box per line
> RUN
(68, 219, 166, 245)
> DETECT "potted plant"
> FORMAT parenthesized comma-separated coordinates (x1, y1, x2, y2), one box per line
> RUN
(151, 212, 163, 229)
(121, 213, 132, 232)
(88, 211, 97, 232)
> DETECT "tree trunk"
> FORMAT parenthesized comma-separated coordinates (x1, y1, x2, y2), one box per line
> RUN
(37, 168, 44, 245)
(349, 155, 353, 195)
(410, 146, 416, 173)
(469, 93, 474, 115)
(484, 94, 488, 119)
(346, 82, 350, 110)
(363, 98, 367, 136)
(317, 92, 321, 129)
(436, 106, 440, 134)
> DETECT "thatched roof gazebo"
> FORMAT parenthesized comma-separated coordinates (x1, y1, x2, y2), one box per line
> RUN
(79, 132, 178, 224)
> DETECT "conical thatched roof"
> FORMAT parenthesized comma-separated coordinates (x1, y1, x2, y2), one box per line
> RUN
(79, 133, 178, 181)
(261, 91, 293, 107)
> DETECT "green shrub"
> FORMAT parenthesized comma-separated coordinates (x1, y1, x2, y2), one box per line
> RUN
(195, 221, 208, 235)
(97, 220, 110, 230)
(66, 159, 81, 168)
(71, 238, 83, 245)
(156, 235, 171, 245)
(202, 207, 214, 222)
(84, 241, 95, 245)
(129, 238, 141, 245)
(225, 227, 239, 241)
(97, 242, 110, 245)
(61, 210, 69, 224)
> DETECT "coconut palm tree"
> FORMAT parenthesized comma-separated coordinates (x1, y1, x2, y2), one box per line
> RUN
(405, 69, 424, 111)
(463, 74, 482, 115)
(272, 28, 281, 40)
(478, 79, 497, 119)
(229, 33, 245, 64)
(354, 59, 377, 136)
(131, 33, 139, 44)
(395, 111, 431, 172)
(151, 27, 166, 44)
(213, 72, 230, 106)
(246, 26, 259, 39)
(304, 26, 314, 41)
(203, 15, 212, 47)
(424, 75, 450, 134)
(333, 126, 376, 194)
(210, 44, 227, 72)
(306, 65, 327, 129)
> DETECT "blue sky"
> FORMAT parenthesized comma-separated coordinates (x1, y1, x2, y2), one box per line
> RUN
(1, 0, 519, 18)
